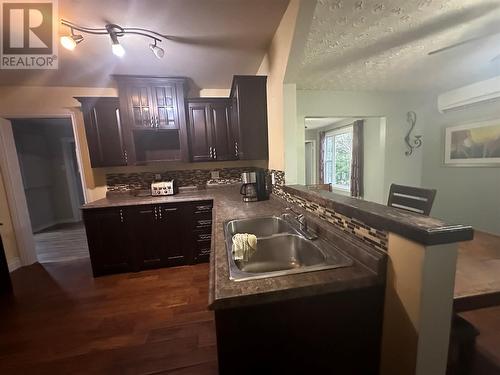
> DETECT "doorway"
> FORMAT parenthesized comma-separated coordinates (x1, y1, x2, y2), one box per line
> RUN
(304, 140, 316, 185)
(11, 118, 89, 263)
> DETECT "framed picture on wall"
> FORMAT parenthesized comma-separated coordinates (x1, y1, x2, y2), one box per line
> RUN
(444, 119, 500, 166)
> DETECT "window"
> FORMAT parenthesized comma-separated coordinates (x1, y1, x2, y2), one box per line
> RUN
(323, 126, 353, 191)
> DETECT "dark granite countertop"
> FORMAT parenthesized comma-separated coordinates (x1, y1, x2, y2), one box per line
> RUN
(283, 185, 474, 246)
(82, 185, 384, 310)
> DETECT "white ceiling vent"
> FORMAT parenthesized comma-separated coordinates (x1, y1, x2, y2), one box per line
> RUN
(438, 76, 500, 113)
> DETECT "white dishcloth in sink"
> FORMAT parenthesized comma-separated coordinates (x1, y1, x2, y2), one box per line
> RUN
(232, 233, 257, 262)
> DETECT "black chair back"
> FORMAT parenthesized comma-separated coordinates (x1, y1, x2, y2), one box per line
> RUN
(387, 184, 436, 216)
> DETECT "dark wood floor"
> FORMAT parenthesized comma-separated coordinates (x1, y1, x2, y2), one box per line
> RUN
(0, 260, 217, 375)
(2, 232, 500, 374)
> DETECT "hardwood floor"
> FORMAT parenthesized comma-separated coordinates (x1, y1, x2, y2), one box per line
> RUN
(2, 230, 500, 374)
(34, 222, 90, 263)
(0, 260, 217, 374)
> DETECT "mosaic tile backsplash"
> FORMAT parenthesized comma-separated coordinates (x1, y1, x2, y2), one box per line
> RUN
(273, 185, 388, 253)
(106, 167, 264, 192)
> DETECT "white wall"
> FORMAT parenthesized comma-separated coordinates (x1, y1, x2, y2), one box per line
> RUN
(419, 95, 500, 235)
(294, 90, 426, 202)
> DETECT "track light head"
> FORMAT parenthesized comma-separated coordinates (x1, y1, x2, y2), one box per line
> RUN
(60, 33, 83, 50)
(106, 24, 125, 57)
(149, 42, 165, 59)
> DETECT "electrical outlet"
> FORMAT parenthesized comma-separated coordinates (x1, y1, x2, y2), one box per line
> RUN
(271, 172, 276, 185)
(155, 174, 162, 180)
(211, 171, 220, 180)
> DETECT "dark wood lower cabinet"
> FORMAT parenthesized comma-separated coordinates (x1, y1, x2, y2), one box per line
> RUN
(82, 208, 135, 276)
(83, 200, 213, 276)
(215, 286, 385, 375)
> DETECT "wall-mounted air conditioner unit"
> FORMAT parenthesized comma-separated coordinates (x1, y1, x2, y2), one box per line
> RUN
(438, 75, 500, 113)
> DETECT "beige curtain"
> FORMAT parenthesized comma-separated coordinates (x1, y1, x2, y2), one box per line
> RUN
(350, 120, 364, 197)
(319, 131, 326, 184)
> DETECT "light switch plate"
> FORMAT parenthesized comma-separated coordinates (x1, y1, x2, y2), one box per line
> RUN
(211, 171, 220, 179)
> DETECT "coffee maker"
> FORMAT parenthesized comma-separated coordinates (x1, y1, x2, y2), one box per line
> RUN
(240, 172, 258, 202)
(240, 171, 270, 202)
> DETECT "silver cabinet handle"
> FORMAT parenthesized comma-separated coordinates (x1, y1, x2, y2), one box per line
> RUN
(209, 146, 213, 159)
(235, 142, 238, 158)
(123, 150, 128, 164)
(119, 209, 124, 223)
(163, 208, 178, 212)
(150, 116, 155, 127)
(154, 207, 158, 220)
(213, 147, 217, 159)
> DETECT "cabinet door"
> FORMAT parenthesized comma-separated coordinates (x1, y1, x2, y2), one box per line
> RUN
(210, 101, 237, 161)
(126, 84, 155, 129)
(158, 204, 187, 266)
(78, 97, 127, 168)
(150, 84, 179, 129)
(83, 208, 134, 276)
(187, 102, 214, 162)
(230, 76, 268, 160)
(127, 205, 165, 269)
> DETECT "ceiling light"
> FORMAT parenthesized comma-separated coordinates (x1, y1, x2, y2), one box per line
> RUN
(61, 19, 169, 60)
(60, 33, 83, 50)
(149, 42, 165, 59)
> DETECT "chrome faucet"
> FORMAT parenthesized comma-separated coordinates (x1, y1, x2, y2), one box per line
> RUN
(296, 214, 308, 231)
(283, 208, 318, 240)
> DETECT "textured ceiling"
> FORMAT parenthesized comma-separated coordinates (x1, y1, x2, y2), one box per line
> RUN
(296, 0, 500, 92)
(0, 0, 289, 88)
(305, 117, 346, 129)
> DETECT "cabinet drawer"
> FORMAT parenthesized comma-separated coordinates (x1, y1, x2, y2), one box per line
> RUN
(193, 218, 212, 230)
(194, 232, 212, 243)
(193, 202, 213, 214)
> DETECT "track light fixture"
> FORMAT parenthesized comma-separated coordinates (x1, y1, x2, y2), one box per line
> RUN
(60, 19, 168, 59)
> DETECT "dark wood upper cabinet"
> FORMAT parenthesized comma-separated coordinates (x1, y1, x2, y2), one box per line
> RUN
(116, 77, 185, 130)
(187, 101, 213, 162)
(230, 75, 269, 160)
(187, 98, 237, 162)
(114, 76, 190, 164)
(210, 100, 236, 161)
(75, 97, 127, 168)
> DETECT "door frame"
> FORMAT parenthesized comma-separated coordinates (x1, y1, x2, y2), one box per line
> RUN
(61, 137, 83, 222)
(304, 139, 317, 185)
(0, 114, 88, 268)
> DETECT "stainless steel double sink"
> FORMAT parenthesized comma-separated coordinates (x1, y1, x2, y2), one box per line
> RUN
(224, 216, 353, 281)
